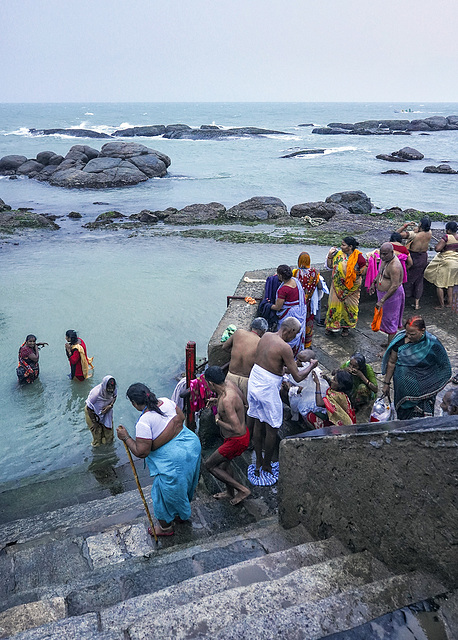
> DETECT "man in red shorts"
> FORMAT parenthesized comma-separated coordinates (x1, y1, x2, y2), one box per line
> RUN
(204, 366, 251, 505)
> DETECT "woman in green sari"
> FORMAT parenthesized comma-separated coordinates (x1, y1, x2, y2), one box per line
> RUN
(341, 352, 378, 411)
(325, 237, 367, 337)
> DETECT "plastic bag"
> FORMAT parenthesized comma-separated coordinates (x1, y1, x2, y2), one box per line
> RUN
(370, 395, 393, 422)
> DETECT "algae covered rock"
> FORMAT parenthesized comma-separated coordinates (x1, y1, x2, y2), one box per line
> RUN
(226, 197, 288, 221)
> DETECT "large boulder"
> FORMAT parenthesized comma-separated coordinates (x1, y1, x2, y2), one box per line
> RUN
(113, 125, 166, 137)
(423, 116, 448, 130)
(325, 191, 372, 215)
(290, 201, 347, 221)
(36, 151, 58, 166)
(16, 160, 45, 175)
(406, 120, 431, 131)
(167, 202, 226, 225)
(0, 198, 12, 212)
(99, 141, 150, 158)
(48, 154, 64, 165)
(392, 147, 424, 160)
(447, 115, 458, 126)
(129, 154, 168, 178)
(82, 157, 122, 172)
(225, 197, 288, 221)
(0, 155, 28, 172)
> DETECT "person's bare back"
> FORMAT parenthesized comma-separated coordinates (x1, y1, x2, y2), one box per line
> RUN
(255, 332, 291, 376)
(224, 329, 260, 378)
(216, 380, 246, 438)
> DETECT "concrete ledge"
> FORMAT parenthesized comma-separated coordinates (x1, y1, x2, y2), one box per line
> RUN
(278, 416, 458, 589)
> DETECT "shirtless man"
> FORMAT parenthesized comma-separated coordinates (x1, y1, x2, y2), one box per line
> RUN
(222, 317, 268, 406)
(247, 317, 318, 476)
(397, 216, 432, 310)
(370, 242, 405, 355)
(204, 366, 251, 505)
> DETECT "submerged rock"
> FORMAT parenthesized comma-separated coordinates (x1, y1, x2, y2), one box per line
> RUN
(0, 210, 60, 231)
(423, 164, 458, 174)
(325, 191, 372, 215)
(281, 149, 326, 158)
(29, 128, 111, 138)
(376, 154, 410, 162)
(381, 170, 409, 175)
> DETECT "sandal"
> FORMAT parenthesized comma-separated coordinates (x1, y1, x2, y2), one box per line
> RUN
(341, 329, 349, 337)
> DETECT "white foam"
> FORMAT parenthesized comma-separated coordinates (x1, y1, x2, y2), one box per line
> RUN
(84, 112, 94, 116)
(323, 146, 357, 155)
(5, 127, 34, 137)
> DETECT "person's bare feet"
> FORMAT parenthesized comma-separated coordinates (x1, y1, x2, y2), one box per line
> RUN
(213, 491, 233, 500)
(261, 463, 273, 475)
(230, 487, 251, 505)
(434, 305, 445, 310)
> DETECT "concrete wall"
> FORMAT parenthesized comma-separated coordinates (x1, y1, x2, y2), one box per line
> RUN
(278, 416, 458, 589)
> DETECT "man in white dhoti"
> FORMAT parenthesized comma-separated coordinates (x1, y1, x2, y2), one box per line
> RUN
(247, 317, 318, 480)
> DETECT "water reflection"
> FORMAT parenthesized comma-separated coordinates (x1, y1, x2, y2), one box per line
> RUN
(87, 445, 123, 496)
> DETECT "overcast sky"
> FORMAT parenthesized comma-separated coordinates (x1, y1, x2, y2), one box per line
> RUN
(2, 0, 458, 102)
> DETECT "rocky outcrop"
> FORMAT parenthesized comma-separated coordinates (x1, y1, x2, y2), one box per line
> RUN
(281, 149, 325, 158)
(0, 209, 60, 231)
(167, 202, 226, 225)
(290, 201, 347, 221)
(376, 154, 409, 163)
(0, 198, 12, 212)
(393, 147, 424, 160)
(423, 164, 458, 174)
(29, 128, 111, 138)
(381, 170, 409, 175)
(325, 191, 372, 215)
(313, 115, 458, 135)
(113, 125, 166, 137)
(0, 142, 171, 189)
(225, 197, 288, 221)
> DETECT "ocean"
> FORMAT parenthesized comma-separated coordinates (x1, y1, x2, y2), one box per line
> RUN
(1, 101, 457, 489)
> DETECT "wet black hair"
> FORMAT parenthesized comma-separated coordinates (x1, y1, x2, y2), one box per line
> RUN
(277, 264, 293, 280)
(334, 370, 354, 394)
(204, 366, 226, 385)
(66, 330, 78, 345)
(419, 216, 431, 232)
(389, 232, 403, 243)
(350, 352, 367, 378)
(404, 315, 426, 331)
(445, 221, 458, 233)
(126, 383, 165, 415)
(343, 236, 359, 250)
(26, 334, 37, 341)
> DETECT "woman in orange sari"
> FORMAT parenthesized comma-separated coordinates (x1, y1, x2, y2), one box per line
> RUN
(325, 237, 367, 337)
(293, 252, 321, 348)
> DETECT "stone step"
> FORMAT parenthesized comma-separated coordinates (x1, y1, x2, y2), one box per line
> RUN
(122, 550, 392, 639)
(1, 533, 347, 637)
(207, 572, 447, 640)
(0, 512, 313, 617)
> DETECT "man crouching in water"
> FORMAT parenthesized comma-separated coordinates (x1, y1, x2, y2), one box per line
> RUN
(248, 317, 318, 476)
(204, 366, 251, 505)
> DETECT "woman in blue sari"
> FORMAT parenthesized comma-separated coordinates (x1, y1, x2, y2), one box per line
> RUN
(117, 383, 201, 537)
(382, 316, 451, 420)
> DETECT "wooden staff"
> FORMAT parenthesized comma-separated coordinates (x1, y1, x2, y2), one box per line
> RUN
(122, 441, 158, 543)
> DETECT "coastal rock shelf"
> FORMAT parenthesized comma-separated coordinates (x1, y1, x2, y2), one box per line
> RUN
(0, 142, 171, 189)
(312, 115, 458, 135)
(27, 124, 289, 140)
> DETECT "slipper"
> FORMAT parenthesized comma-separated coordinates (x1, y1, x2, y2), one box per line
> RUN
(149, 525, 174, 537)
(341, 329, 349, 337)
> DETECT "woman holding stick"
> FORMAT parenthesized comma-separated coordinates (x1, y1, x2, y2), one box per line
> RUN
(117, 383, 201, 537)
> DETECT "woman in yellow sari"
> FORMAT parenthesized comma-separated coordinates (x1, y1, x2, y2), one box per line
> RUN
(325, 237, 367, 337)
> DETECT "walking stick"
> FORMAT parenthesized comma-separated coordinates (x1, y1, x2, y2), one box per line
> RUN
(122, 441, 158, 543)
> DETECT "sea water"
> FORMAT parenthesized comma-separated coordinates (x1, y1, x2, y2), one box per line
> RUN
(1, 102, 457, 488)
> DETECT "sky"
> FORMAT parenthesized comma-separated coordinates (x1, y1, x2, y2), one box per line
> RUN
(2, 0, 458, 102)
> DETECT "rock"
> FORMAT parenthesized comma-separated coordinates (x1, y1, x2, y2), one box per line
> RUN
(198, 407, 220, 448)
(297, 123, 315, 127)
(406, 120, 432, 131)
(48, 154, 64, 165)
(129, 154, 168, 178)
(168, 202, 226, 225)
(226, 197, 288, 221)
(36, 151, 58, 166)
(392, 147, 424, 160)
(0, 210, 60, 230)
(83, 157, 122, 172)
(312, 127, 348, 135)
(327, 123, 355, 130)
(163, 126, 288, 140)
(376, 154, 410, 162)
(93, 202, 109, 205)
(83, 211, 126, 228)
(67, 211, 82, 219)
(138, 210, 159, 224)
(16, 160, 45, 175)
(112, 125, 166, 137)
(447, 115, 458, 125)
(423, 164, 458, 174)
(0, 198, 12, 212)
(381, 170, 409, 175)
(0, 155, 28, 171)
(29, 128, 111, 138)
(34, 165, 60, 181)
(290, 201, 347, 221)
(281, 149, 326, 158)
(423, 116, 448, 130)
(325, 191, 372, 215)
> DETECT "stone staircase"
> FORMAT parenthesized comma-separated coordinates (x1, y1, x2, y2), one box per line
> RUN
(0, 462, 452, 640)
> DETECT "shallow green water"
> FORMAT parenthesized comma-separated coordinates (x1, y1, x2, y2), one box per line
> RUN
(0, 233, 329, 486)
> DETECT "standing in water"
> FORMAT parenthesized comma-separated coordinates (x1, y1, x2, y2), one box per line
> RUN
(65, 330, 93, 380)
(117, 383, 201, 537)
(17, 335, 48, 384)
(203, 366, 251, 506)
(325, 237, 367, 337)
(85, 376, 117, 446)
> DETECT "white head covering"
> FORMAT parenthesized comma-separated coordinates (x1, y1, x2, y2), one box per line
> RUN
(86, 375, 117, 428)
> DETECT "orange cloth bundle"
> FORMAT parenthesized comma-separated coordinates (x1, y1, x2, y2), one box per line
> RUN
(371, 306, 383, 332)
(244, 296, 256, 305)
